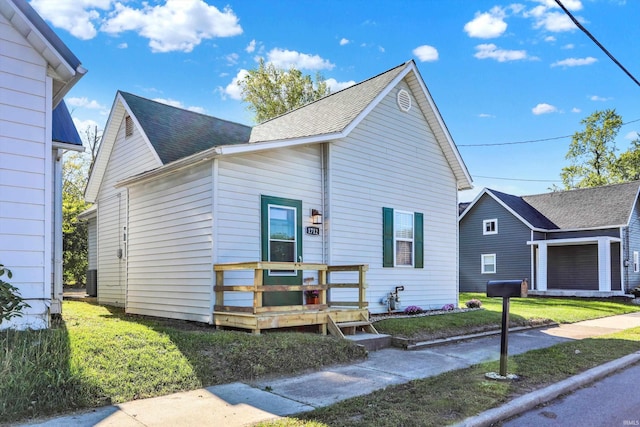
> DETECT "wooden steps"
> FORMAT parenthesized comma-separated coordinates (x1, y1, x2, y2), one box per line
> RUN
(327, 313, 378, 339)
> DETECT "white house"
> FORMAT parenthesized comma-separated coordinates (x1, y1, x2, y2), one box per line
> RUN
(0, 0, 86, 329)
(85, 60, 472, 324)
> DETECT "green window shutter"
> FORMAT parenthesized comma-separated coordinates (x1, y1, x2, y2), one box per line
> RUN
(383, 207, 394, 267)
(414, 212, 424, 269)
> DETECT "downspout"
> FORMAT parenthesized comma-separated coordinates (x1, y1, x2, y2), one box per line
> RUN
(52, 148, 64, 314)
(321, 143, 326, 264)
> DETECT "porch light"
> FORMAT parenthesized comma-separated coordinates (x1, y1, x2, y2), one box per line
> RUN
(311, 209, 322, 225)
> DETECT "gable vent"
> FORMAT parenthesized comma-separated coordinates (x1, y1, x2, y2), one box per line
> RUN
(397, 89, 411, 112)
(125, 116, 133, 137)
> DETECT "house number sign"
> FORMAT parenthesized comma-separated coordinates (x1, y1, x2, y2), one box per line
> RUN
(306, 226, 320, 235)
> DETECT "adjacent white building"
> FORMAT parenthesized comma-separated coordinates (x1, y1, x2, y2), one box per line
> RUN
(0, 0, 85, 329)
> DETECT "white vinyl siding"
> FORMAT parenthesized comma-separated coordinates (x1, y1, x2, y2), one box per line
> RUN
(0, 12, 50, 329)
(95, 114, 161, 306)
(127, 162, 213, 322)
(328, 79, 459, 313)
(216, 145, 323, 307)
(482, 254, 496, 274)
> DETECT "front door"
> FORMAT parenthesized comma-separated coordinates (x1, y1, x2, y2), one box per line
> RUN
(261, 195, 303, 306)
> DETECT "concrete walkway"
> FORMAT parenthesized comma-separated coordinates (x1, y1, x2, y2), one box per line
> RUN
(19, 312, 640, 427)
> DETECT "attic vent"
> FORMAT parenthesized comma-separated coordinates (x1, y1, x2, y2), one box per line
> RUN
(125, 116, 133, 137)
(397, 89, 411, 112)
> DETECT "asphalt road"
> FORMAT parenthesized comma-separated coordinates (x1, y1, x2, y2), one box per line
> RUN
(502, 362, 640, 427)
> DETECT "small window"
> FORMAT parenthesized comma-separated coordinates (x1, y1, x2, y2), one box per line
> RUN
(483, 219, 498, 235)
(634, 251, 639, 273)
(125, 116, 133, 137)
(481, 254, 496, 274)
(383, 207, 423, 268)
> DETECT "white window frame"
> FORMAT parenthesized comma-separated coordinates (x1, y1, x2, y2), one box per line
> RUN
(481, 253, 496, 274)
(634, 251, 639, 273)
(394, 210, 414, 267)
(483, 219, 498, 235)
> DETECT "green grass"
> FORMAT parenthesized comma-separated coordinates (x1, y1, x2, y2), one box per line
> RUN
(374, 293, 640, 341)
(3, 296, 640, 424)
(264, 327, 640, 427)
(0, 301, 366, 423)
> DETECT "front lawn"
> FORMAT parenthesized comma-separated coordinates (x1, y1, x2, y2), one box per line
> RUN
(374, 293, 640, 341)
(0, 301, 366, 423)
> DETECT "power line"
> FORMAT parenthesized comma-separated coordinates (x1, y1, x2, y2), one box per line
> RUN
(474, 175, 562, 183)
(458, 118, 640, 147)
(554, 0, 640, 87)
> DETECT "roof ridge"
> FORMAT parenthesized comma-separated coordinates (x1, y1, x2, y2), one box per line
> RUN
(255, 61, 410, 126)
(523, 180, 640, 198)
(118, 90, 251, 128)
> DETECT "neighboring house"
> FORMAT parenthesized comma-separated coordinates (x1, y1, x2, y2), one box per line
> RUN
(459, 182, 640, 296)
(84, 60, 472, 323)
(0, 0, 86, 329)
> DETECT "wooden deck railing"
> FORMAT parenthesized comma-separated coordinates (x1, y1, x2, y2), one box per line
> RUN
(213, 262, 368, 314)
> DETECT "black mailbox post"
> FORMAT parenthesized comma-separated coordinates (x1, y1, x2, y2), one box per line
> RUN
(486, 279, 528, 378)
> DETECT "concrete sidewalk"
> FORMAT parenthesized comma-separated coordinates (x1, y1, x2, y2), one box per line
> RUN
(19, 312, 640, 427)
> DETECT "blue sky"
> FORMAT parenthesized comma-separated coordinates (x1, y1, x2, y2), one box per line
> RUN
(32, 0, 640, 201)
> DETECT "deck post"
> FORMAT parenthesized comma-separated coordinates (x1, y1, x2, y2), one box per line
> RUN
(358, 266, 367, 309)
(253, 268, 263, 314)
(319, 268, 328, 335)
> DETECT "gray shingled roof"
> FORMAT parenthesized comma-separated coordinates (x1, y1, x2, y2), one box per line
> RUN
(522, 181, 640, 229)
(249, 62, 408, 143)
(489, 189, 559, 229)
(120, 92, 251, 164)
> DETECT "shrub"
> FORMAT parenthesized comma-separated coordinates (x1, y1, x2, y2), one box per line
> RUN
(0, 264, 30, 324)
(442, 303, 455, 311)
(404, 305, 423, 315)
(465, 299, 482, 309)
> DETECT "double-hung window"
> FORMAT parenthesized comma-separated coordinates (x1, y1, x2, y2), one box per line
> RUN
(481, 254, 496, 274)
(383, 207, 424, 268)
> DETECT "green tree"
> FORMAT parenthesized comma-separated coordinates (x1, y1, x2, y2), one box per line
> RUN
(0, 264, 30, 324)
(617, 137, 640, 181)
(239, 58, 331, 123)
(561, 109, 623, 189)
(63, 152, 89, 286)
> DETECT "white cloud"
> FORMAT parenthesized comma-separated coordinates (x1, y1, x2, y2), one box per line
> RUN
(30, 0, 110, 40)
(117, 42, 128, 49)
(625, 131, 639, 140)
(534, 11, 577, 32)
(551, 56, 597, 67)
(478, 113, 495, 118)
(66, 97, 105, 110)
(246, 40, 256, 53)
(544, 35, 556, 42)
(532, 103, 558, 115)
(102, 0, 242, 53)
(571, 107, 581, 113)
(590, 95, 611, 102)
(225, 53, 239, 65)
(324, 78, 356, 92)
(153, 98, 205, 114)
(340, 38, 350, 46)
(266, 49, 334, 71)
(413, 45, 439, 62)
(562, 43, 575, 49)
(223, 69, 249, 101)
(535, 0, 583, 11)
(464, 7, 508, 38)
(72, 117, 100, 134)
(474, 44, 528, 62)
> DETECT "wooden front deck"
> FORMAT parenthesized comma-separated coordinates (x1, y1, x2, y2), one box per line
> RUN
(213, 262, 376, 337)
